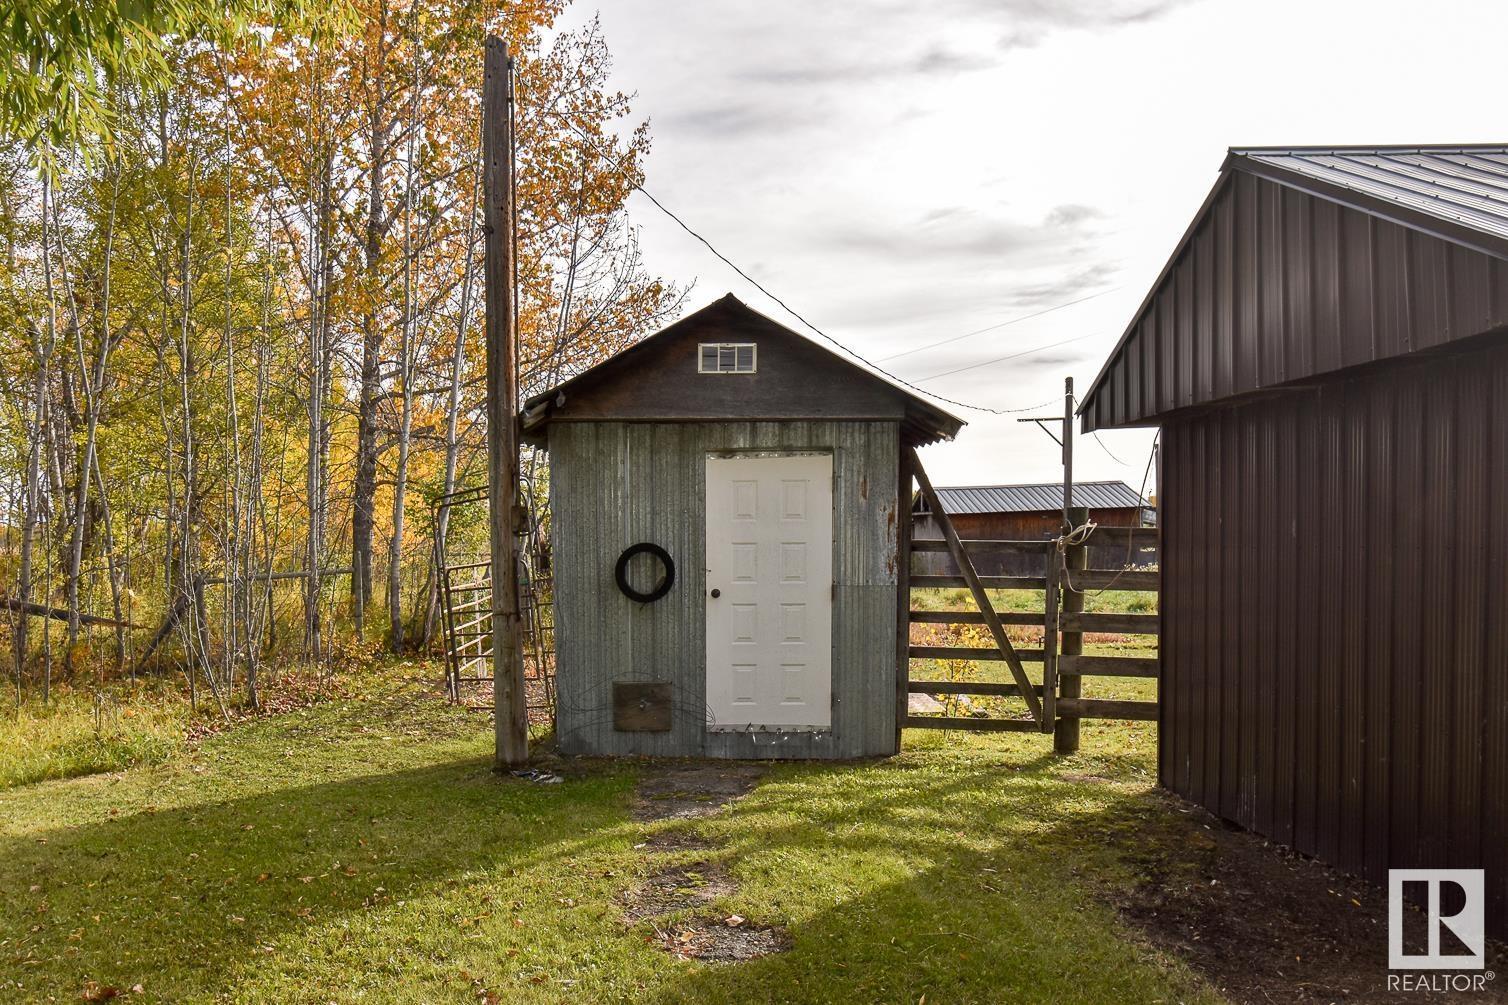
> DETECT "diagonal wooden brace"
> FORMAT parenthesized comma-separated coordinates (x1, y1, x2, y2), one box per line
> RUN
(908, 447, 1045, 725)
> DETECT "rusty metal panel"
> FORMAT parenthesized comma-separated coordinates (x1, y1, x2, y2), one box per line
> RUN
(1083, 164, 1508, 432)
(1159, 337, 1508, 938)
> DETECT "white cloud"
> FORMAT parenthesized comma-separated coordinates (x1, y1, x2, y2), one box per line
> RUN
(556, 0, 1508, 485)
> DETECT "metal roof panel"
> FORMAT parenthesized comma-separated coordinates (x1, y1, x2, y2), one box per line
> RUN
(1231, 146, 1508, 250)
(929, 479, 1146, 515)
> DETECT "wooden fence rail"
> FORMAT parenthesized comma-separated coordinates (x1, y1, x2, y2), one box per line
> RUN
(902, 497, 1160, 747)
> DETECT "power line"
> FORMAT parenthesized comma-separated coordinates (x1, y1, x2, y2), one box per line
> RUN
(878, 287, 1121, 363)
(917, 330, 1107, 382)
(558, 119, 1105, 417)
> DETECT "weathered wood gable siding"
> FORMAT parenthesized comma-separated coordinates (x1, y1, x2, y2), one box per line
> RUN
(543, 304, 909, 424)
(551, 420, 901, 759)
(1084, 169, 1508, 431)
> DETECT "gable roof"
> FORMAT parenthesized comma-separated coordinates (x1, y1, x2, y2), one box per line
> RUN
(522, 294, 965, 446)
(1079, 144, 1508, 432)
(1229, 146, 1508, 261)
(914, 480, 1146, 516)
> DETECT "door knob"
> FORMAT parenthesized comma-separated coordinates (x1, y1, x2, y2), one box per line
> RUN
(710, 588, 721, 598)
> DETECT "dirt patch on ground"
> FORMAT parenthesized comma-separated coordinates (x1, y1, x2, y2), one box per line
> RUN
(621, 860, 736, 923)
(656, 917, 794, 963)
(622, 761, 791, 964)
(1111, 793, 1507, 1004)
(631, 763, 763, 822)
(637, 830, 718, 853)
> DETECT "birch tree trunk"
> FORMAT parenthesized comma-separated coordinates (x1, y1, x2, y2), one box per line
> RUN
(64, 164, 121, 669)
(422, 141, 481, 647)
(387, 23, 420, 652)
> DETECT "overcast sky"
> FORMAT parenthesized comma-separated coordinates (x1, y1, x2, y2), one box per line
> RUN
(555, 0, 1507, 490)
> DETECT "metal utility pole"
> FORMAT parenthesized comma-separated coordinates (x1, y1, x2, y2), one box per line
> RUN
(484, 37, 528, 768)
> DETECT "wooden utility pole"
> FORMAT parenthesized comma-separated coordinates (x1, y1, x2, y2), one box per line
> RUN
(484, 37, 528, 768)
(1055, 376, 1083, 754)
(1062, 376, 1074, 525)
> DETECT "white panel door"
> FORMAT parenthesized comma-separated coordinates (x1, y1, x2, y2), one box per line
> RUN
(705, 453, 833, 730)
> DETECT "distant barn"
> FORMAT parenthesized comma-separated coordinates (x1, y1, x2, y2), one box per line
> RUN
(911, 480, 1153, 576)
(1080, 145, 1508, 939)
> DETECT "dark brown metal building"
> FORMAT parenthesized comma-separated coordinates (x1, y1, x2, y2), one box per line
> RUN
(911, 481, 1152, 575)
(1080, 145, 1508, 939)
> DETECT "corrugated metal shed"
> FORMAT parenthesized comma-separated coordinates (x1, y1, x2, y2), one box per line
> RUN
(923, 480, 1145, 516)
(1081, 144, 1508, 432)
(551, 421, 901, 759)
(528, 295, 931, 760)
(1082, 143, 1508, 938)
(1160, 341, 1508, 939)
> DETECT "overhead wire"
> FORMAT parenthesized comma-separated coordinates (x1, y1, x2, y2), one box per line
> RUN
(556, 118, 1113, 417)
(878, 287, 1120, 363)
(917, 330, 1107, 383)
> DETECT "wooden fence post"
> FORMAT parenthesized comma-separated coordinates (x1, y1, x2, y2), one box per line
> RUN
(1042, 541, 1058, 733)
(895, 446, 913, 753)
(1054, 504, 1089, 755)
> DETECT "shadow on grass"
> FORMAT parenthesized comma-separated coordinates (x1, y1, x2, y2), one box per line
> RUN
(0, 754, 637, 998)
(2, 728, 1206, 1003)
(632, 750, 1210, 1005)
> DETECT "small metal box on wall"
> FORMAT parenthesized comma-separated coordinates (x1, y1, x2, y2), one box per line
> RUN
(520, 294, 962, 759)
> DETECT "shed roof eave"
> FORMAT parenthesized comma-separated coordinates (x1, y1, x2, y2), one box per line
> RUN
(1076, 169, 1236, 420)
(1079, 145, 1508, 426)
(519, 293, 965, 445)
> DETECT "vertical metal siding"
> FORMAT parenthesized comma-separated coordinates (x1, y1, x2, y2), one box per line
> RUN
(550, 420, 900, 760)
(1161, 338, 1508, 938)
(1084, 171, 1508, 431)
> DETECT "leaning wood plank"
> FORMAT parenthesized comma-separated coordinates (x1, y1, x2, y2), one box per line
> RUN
(1056, 698, 1159, 721)
(903, 715, 1041, 732)
(907, 680, 1044, 697)
(908, 447, 1043, 723)
(910, 574, 1047, 590)
(0, 596, 146, 630)
(1056, 654, 1160, 677)
(1060, 612, 1160, 634)
(909, 645, 1045, 662)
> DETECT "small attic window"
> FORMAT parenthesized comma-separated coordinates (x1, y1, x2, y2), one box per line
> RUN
(698, 343, 756, 374)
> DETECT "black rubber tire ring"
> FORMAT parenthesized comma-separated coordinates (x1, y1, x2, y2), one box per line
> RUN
(614, 543, 675, 603)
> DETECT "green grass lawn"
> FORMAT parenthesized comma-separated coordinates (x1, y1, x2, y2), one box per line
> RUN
(0, 660, 1220, 1004)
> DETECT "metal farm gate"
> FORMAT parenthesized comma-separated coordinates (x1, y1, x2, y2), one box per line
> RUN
(432, 483, 555, 718)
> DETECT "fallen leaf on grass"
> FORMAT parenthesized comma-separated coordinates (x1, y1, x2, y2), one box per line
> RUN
(724, 915, 745, 928)
(81, 981, 121, 1001)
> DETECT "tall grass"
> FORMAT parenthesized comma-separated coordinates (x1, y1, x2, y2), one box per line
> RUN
(0, 685, 187, 790)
